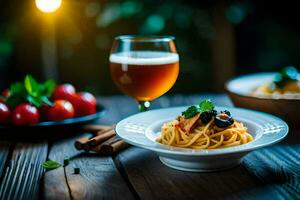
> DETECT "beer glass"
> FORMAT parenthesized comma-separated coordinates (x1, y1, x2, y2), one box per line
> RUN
(109, 35, 179, 111)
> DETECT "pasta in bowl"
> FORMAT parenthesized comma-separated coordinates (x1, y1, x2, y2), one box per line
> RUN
(116, 100, 288, 172)
(226, 66, 300, 128)
(156, 100, 253, 149)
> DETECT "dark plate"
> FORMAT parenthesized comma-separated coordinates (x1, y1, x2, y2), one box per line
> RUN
(0, 104, 106, 131)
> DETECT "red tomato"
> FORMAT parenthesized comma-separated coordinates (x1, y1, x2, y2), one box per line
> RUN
(46, 100, 74, 121)
(52, 84, 76, 101)
(1, 88, 10, 98)
(39, 105, 51, 121)
(0, 102, 11, 124)
(74, 92, 97, 117)
(12, 103, 39, 126)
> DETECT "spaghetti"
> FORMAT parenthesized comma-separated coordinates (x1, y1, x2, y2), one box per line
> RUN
(156, 101, 253, 149)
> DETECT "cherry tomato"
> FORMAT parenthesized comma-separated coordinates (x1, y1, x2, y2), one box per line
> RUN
(0, 102, 11, 124)
(12, 103, 39, 126)
(46, 100, 74, 121)
(52, 84, 76, 101)
(74, 92, 97, 117)
(1, 88, 10, 98)
(39, 105, 51, 121)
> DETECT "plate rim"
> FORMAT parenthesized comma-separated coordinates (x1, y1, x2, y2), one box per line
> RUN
(116, 105, 289, 156)
(0, 104, 106, 129)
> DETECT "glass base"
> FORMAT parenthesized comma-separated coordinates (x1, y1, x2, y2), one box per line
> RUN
(138, 101, 151, 112)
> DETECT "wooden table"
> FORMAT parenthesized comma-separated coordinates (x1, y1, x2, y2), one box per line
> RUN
(0, 94, 300, 200)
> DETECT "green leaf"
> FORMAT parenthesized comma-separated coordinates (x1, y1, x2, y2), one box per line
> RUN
(10, 82, 27, 95)
(41, 80, 56, 97)
(26, 95, 42, 107)
(5, 82, 28, 109)
(41, 96, 53, 106)
(199, 99, 214, 112)
(24, 75, 39, 95)
(274, 66, 298, 88)
(5, 95, 26, 109)
(182, 105, 199, 118)
(42, 160, 61, 171)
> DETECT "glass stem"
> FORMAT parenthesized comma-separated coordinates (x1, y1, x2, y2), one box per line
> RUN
(138, 101, 150, 112)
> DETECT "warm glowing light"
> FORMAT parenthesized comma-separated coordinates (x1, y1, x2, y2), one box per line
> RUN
(35, 0, 62, 13)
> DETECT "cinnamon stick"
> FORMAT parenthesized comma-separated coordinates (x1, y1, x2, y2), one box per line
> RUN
(82, 124, 113, 133)
(74, 137, 89, 150)
(91, 136, 129, 155)
(87, 129, 116, 146)
(102, 140, 129, 155)
(95, 125, 116, 136)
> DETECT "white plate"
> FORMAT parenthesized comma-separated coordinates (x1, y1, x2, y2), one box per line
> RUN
(116, 106, 289, 172)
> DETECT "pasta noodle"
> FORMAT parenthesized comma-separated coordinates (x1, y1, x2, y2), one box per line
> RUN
(156, 118, 253, 149)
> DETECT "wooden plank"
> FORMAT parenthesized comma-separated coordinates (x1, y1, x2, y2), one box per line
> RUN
(116, 147, 273, 200)
(44, 106, 134, 200)
(0, 142, 48, 200)
(113, 94, 282, 199)
(43, 166, 70, 200)
(0, 141, 12, 180)
(243, 131, 300, 199)
(97, 96, 138, 125)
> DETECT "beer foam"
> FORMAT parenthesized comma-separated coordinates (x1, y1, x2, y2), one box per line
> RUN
(109, 51, 179, 65)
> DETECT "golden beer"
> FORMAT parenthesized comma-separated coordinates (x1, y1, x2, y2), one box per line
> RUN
(110, 51, 179, 101)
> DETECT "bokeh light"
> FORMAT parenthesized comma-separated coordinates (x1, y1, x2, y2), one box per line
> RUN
(35, 0, 62, 13)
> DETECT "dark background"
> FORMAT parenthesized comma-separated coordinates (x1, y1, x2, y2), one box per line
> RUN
(0, 0, 299, 95)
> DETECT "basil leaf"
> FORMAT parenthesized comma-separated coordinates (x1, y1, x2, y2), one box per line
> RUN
(27, 95, 43, 107)
(10, 82, 27, 96)
(5, 94, 26, 109)
(41, 96, 53, 106)
(182, 105, 199, 118)
(42, 160, 61, 171)
(41, 80, 56, 97)
(24, 75, 39, 95)
(5, 83, 28, 109)
(199, 99, 214, 112)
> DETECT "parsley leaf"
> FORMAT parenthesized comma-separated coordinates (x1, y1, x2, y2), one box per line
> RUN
(42, 160, 61, 171)
(182, 105, 199, 118)
(199, 99, 214, 112)
(182, 99, 215, 118)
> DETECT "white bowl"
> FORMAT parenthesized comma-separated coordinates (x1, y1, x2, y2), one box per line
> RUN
(226, 73, 300, 128)
(116, 106, 289, 172)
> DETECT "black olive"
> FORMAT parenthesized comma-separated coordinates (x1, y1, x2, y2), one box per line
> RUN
(210, 109, 218, 116)
(200, 111, 213, 124)
(222, 110, 231, 116)
(215, 114, 234, 128)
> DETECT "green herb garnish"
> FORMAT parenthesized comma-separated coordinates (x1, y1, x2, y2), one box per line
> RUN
(182, 99, 215, 119)
(42, 160, 61, 171)
(182, 106, 199, 118)
(4, 74, 56, 109)
(199, 99, 214, 112)
(74, 167, 80, 174)
(63, 157, 70, 166)
(273, 66, 298, 88)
